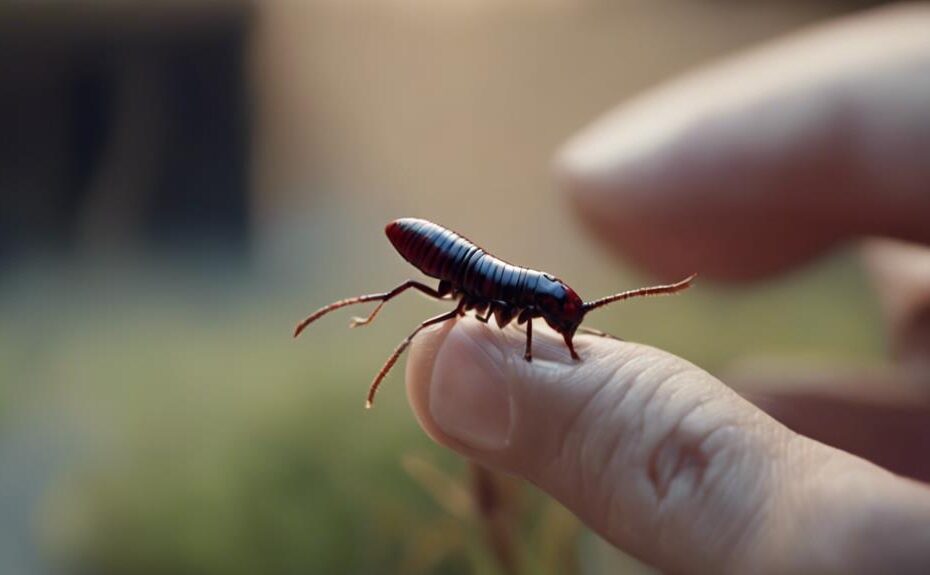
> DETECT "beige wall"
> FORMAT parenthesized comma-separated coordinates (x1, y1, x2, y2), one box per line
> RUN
(250, 0, 856, 244)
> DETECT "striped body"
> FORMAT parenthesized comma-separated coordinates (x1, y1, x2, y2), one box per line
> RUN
(295, 217, 695, 407)
(386, 218, 549, 308)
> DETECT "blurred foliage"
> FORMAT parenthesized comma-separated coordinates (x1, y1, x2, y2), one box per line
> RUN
(0, 242, 883, 575)
(3, 257, 589, 575)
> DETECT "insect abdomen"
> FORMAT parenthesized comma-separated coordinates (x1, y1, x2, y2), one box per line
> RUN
(386, 218, 475, 280)
(385, 218, 535, 302)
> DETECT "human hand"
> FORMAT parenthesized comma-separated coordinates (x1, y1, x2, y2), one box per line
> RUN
(405, 5, 930, 573)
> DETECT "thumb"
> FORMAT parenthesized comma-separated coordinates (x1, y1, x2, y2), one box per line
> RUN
(406, 318, 930, 574)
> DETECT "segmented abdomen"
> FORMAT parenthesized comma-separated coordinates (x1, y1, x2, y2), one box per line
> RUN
(385, 218, 542, 303)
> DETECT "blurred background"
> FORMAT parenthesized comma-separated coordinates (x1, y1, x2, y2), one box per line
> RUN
(0, 1, 906, 573)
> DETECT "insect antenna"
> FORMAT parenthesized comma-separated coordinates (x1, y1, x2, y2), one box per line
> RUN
(582, 273, 697, 315)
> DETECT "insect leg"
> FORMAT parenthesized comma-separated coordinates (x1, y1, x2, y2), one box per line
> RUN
(366, 301, 465, 408)
(524, 317, 533, 362)
(476, 302, 494, 323)
(493, 304, 516, 328)
(563, 332, 580, 361)
(350, 281, 452, 328)
(293, 280, 446, 337)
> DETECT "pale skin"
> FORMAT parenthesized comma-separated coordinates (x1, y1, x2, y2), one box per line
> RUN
(405, 5, 930, 574)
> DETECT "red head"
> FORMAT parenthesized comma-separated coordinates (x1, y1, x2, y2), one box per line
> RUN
(538, 272, 697, 340)
(535, 274, 586, 338)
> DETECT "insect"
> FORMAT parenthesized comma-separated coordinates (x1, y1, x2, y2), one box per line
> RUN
(294, 218, 695, 408)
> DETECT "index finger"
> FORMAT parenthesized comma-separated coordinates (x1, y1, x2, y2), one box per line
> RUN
(557, 4, 930, 282)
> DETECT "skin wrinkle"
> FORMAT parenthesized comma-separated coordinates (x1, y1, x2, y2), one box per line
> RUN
(578, 361, 649, 523)
(613, 372, 730, 554)
(601, 360, 684, 506)
(565, 380, 616, 498)
(554, 346, 635, 460)
(599, 399, 656, 546)
(626, 360, 690, 460)
(648, 401, 725, 501)
(658, 437, 754, 574)
(543, 350, 634, 501)
(625, 367, 695, 492)
(691, 425, 741, 503)
(593, 378, 641, 488)
(615, 425, 760, 575)
(661, 425, 739, 532)
(715, 426, 795, 573)
(725, 456, 795, 573)
(559, 352, 697, 548)
(717, 464, 775, 573)
(643, 383, 779, 572)
(539, 344, 659, 520)
(587, 353, 663, 458)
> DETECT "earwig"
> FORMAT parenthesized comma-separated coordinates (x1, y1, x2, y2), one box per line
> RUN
(294, 218, 696, 408)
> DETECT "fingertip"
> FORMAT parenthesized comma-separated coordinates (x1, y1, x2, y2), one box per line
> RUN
(556, 5, 930, 282)
(554, 95, 741, 282)
(553, 104, 650, 235)
(405, 318, 459, 445)
(407, 317, 588, 458)
(429, 321, 515, 452)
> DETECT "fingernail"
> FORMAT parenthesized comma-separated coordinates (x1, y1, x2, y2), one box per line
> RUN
(429, 325, 513, 451)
